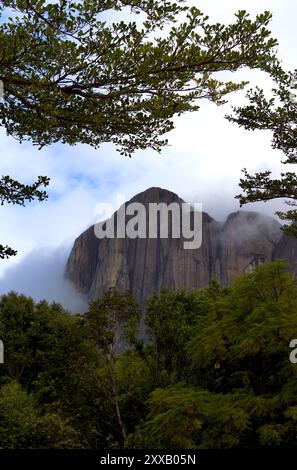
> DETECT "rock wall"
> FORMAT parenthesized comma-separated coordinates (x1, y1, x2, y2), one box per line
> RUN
(65, 187, 282, 304)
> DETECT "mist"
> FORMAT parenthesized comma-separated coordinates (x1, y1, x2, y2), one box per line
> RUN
(0, 245, 88, 313)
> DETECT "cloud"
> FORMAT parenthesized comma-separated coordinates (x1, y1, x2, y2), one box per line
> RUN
(0, 245, 88, 313)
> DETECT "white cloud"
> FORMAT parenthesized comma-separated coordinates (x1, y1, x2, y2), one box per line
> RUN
(0, 245, 88, 313)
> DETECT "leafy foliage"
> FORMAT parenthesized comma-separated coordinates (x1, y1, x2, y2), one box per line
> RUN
(0, 382, 82, 448)
(129, 261, 297, 448)
(228, 69, 297, 236)
(0, 1, 278, 155)
(0, 1, 281, 256)
(85, 289, 141, 443)
(144, 287, 224, 387)
(0, 175, 49, 258)
(1, 262, 297, 448)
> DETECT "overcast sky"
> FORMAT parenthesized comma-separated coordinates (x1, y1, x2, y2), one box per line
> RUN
(0, 0, 296, 310)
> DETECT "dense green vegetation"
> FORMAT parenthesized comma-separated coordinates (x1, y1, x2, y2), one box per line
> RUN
(0, 260, 297, 448)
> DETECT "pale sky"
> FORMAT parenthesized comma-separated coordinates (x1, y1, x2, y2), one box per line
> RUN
(0, 0, 296, 309)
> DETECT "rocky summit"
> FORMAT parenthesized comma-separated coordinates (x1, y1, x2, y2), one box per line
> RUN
(65, 188, 297, 304)
(64, 187, 295, 305)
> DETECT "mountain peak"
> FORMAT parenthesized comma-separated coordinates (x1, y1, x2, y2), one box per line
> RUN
(128, 187, 184, 205)
(66, 187, 283, 304)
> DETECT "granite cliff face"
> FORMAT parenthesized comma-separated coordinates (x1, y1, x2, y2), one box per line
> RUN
(272, 233, 297, 275)
(65, 187, 284, 304)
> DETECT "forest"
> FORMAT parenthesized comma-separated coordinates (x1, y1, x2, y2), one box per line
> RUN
(1, 0, 297, 455)
(0, 260, 297, 449)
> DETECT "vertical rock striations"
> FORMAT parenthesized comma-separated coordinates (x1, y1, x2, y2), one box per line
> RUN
(65, 187, 283, 304)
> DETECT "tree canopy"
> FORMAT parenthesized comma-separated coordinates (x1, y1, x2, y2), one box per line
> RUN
(0, 175, 49, 259)
(129, 261, 297, 448)
(0, 1, 282, 257)
(1, 261, 297, 448)
(228, 69, 297, 236)
(0, 1, 279, 155)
